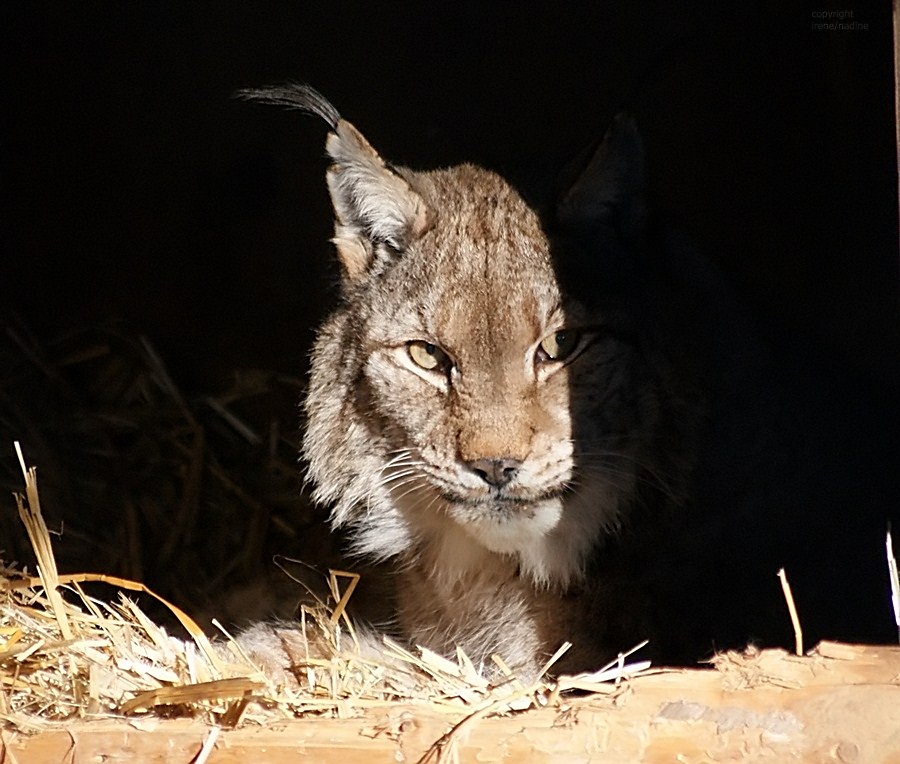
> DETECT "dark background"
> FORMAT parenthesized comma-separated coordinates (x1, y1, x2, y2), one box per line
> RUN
(2, 2, 899, 650)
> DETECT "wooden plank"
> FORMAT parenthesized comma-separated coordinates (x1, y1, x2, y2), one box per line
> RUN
(2, 643, 900, 763)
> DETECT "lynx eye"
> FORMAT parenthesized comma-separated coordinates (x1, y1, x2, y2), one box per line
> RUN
(407, 341, 450, 372)
(537, 330, 580, 362)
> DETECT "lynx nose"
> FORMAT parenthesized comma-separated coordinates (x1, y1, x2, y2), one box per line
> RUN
(466, 457, 522, 488)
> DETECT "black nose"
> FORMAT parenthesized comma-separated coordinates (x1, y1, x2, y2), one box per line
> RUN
(466, 457, 522, 488)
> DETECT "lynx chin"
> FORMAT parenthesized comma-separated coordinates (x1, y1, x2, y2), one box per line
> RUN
(235, 84, 705, 679)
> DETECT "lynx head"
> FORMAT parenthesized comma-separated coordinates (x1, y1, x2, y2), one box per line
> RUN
(241, 85, 675, 589)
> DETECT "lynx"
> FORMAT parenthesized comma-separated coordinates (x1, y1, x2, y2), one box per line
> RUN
(234, 84, 764, 679)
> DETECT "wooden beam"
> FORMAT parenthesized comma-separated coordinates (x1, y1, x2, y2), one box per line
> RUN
(2, 643, 900, 763)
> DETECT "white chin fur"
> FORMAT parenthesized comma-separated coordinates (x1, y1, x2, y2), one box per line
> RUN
(458, 491, 616, 589)
(460, 500, 562, 555)
(385, 478, 619, 590)
(457, 499, 588, 588)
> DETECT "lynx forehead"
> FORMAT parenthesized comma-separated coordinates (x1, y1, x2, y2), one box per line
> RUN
(362, 165, 562, 360)
(238, 84, 687, 676)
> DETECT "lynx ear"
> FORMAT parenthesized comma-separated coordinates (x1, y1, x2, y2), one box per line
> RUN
(324, 120, 432, 281)
(235, 83, 431, 282)
(557, 113, 646, 244)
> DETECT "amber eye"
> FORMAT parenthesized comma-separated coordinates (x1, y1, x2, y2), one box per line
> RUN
(538, 330, 580, 362)
(408, 341, 451, 372)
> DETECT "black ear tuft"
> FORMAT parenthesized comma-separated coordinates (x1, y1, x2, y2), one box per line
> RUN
(235, 83, 341, 129)
(239, 83, 432, 283)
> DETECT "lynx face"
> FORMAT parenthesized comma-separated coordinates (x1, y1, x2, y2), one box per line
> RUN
(335, 165, 643, 587)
